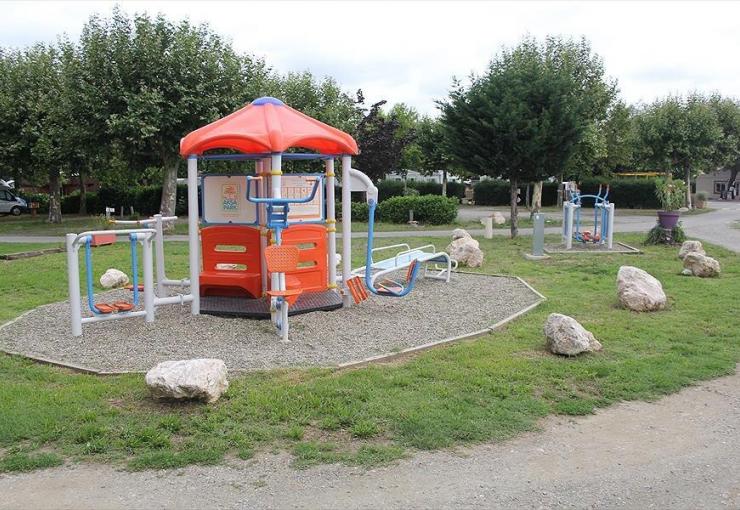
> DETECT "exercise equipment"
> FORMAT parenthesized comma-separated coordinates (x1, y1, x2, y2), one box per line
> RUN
(83, 234, 140, 314)
(562, 182, 615, 250)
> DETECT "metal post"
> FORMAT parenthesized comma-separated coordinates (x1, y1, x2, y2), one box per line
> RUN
(607, 203, 615, 249)
(271, 154, 283, 294)
(532, 213, 545, 256)
(341, 155, 352, 307)
(325, 158, 337, 290)
(153, 214, 167, 298)
(481, 216, 493, 239)
(187, 155, 200, 315)
(564, 203, 575, 250)
(142, 234, 155, 322)
(66, 233, 83, 337)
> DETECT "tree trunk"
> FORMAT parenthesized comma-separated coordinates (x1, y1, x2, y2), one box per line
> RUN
(727, 162, 739, 189)
(684, 167, 692, 209)
(531, 180, 543, 218)
(441, 169, 447, 197)
(159, 159, 180, 229)
(510, 178, 519, 239)
(525, 183, 531, 210)
(48, 168, 62, 224)
(556, 172, 564, 208)
(78, 167, 87, 215)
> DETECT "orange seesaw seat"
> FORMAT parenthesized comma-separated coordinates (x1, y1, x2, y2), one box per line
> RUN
(199, 226, 265, 298)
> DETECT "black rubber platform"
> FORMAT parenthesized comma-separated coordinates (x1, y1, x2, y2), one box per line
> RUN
(200, 290, 343, 319)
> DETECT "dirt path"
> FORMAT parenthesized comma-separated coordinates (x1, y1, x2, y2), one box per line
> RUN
(1, 367, 737, 510)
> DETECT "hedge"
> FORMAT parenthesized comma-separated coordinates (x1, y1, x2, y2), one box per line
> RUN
(473, 178, 659, 209)
(378, 195, 458, 224)
(335, 201, 370, 222)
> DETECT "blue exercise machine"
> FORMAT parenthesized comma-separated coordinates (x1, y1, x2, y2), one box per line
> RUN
(562, 183, 615, 249)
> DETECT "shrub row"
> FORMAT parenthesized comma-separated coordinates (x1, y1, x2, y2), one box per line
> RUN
(375, 179, 466, 202)
(473, 178, 660, 209)
(336, 194, 458, 224)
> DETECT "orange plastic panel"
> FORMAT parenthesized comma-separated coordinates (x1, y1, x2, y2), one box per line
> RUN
(280, 224, 328, 293)
(91, 233, 117, 247)
(264, 245, 300, 273)
(200, 226, 264, 298)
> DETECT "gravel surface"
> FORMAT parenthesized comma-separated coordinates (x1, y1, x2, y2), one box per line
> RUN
(0, 273, 541, 372)
(1, 366, 737, 509)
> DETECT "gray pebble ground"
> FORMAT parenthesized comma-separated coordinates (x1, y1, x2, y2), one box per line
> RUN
(0, 273, 541, 372)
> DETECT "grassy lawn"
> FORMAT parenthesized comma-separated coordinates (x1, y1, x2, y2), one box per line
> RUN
(0, 234, 738, 473)
(0, 243, 62, 256)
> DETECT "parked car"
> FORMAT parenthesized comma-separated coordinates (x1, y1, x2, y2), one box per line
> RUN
(0, 187, 28, 215)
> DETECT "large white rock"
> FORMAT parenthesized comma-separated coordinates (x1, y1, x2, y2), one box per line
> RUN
(100, 268, 129, 289)
(544, 313, 602, 356)
(683, 252, 721, 278)
(145, 359, 229, 403)
(616, 266, 667, 312)
(491, 211, 506, 225)
(678, 240, 705, 260)
(446, 235, 484, 268)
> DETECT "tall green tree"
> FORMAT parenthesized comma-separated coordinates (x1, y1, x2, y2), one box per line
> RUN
(440, 36, 615, 237)
(416, 117, 454, 195)
(707, 95, 740, 188)
(633, 94, 721, 207)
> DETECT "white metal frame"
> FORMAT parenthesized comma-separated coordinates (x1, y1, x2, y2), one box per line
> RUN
(562, 201, 615, 250)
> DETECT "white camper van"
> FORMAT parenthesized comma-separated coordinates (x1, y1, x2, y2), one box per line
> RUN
(0, 185, 27, 216)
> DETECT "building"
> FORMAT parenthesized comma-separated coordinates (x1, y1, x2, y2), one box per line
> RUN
(385, 170, 462, 184)
(695, 169, 738, 198)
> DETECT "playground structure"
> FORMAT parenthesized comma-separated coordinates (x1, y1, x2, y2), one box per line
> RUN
(561, 182, 615, 250)
(66, 97, 455, 340)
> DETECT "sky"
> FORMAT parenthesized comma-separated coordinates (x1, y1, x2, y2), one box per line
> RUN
(2, 1, 739, 115)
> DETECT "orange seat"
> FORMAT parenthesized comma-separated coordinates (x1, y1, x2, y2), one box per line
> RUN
(200, 226, 265, 298)
(280, 224, 328, 293)
(264, 244, 302, 305)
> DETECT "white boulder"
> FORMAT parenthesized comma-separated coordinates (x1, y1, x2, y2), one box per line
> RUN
(616, 266, 667, 312)
(492, 211, 506, 225)
(544, 313, 602, 356)
(145, 359, 229, 403)
(100, 268, 129, 289)
(446, 235, 484, 268)
(683, 252, 721, 278)
(678, 240, 705, 260)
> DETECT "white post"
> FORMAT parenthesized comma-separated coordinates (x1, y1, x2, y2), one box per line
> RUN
(141, 234, 155, 322)
(325, 158, 337, 290)
(271, 154, 283, 294)
(341, 155, 352, 307)
(607, 203, 615, 249)
(256, 160, 268, 295)
(66, 233, 83, 337)
(153, 214, 167, 298)
(187, 155, 200, 315)
(565, 203, 580, 250)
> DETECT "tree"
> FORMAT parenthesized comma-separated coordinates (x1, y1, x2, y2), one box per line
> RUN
(416, 117, 454, 195)
(355, 99, 415, 181)
(707, 95, 740, 189)
(440, 36, 615, 237)
(94, 10, 265, 218)
(633, 94, 722, 207)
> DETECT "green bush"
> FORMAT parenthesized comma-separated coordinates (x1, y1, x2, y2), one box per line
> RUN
(335, 201, 371, 222)
(577, 178, 659, 209)
(18, 192, 50, 214)
(61, 192, 101, 214)
(376, 180, 405, 202)
(473, 180, 511, 206)
(445, 181, 465, 200)
(408, 180, 442, 196)
(377, 195, 458, 224)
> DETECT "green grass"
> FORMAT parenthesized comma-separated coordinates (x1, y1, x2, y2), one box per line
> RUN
(0, 243, 62, 256)
(0, 233, 738, 473)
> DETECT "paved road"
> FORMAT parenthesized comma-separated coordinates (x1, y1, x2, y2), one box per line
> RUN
(1, 367, 737, 510)
(3, 201, 740, 250)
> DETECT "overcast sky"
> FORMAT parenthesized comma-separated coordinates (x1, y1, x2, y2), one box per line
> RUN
(2, 1, 739, 115)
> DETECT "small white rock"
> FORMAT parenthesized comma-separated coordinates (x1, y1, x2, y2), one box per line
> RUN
(100, 268, 129, 289)
(616, 266, 667, 312)
(544, 313, 602, 356)
(678, 240, 705, 260)
(145, 359, 229, 403)
(491, 211, 506, 225)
